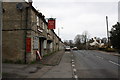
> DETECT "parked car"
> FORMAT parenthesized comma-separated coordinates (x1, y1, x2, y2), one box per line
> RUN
(72, 47, 78, 50)
(65, 46, 71, 51)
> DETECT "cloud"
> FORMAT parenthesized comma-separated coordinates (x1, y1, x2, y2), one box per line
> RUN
(33, 1, 118, 40)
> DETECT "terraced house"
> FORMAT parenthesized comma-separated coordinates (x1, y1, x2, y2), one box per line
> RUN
(2, 0, 65, 63)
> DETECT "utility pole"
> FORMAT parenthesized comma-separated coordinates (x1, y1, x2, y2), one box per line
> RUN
(106, 16, 109, 47)
(0, 0, 2, 79)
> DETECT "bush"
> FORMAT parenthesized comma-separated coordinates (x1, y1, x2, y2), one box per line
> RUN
(98, 48, 105, 50)
(105, 48, 116, 52)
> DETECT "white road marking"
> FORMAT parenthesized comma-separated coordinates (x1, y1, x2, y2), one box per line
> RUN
(98, 56, 103, 59)
(109, 60, 120, 66)
(74, 75, 78, 79)
(72, 59, 74, 62)
(72, 64, 75, 67)
(71, 59, 78, 80)
(96, 56, 99, 58)
(96, 56, 104, 59)
(65, 52, 70, 53)
(73, 68, 77, 72)
(72, 62, 75, 64)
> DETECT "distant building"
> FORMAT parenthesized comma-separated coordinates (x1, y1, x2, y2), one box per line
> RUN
(90, 38, 99, 46)
(89, 37, 104, 47)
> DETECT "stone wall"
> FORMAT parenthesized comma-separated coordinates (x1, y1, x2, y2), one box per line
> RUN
(2, 1, 65, 63)
(2, 2, 28, 63)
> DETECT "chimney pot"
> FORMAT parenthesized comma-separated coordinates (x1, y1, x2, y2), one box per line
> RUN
(28, 0, 33, 6)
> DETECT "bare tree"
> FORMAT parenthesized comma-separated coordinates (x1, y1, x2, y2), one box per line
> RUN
(74, 31, 90, 49)
(74, 34, 83, 49)
(64, 40, 74, 47)
(63, 40, 69, 46)
(101, 37, 107, 44)
(82, 31, 90, 44)
(82, 31, 90, 49)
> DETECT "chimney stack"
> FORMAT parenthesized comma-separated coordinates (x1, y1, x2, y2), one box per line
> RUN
(28, 0, 33, 6)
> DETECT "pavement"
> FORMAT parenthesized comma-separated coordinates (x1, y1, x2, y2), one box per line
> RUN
(2, 50, 64, 79)
(40, 51, 73, 78)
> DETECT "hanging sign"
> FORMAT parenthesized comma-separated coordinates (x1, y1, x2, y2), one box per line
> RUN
(48, 18, 56, 29)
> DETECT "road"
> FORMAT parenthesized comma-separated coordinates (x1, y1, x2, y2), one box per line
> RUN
(72, 50, 119, 79)
(38, 50, 119, 79)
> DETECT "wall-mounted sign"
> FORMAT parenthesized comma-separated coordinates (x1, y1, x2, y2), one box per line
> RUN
(26, 38, 31, 53)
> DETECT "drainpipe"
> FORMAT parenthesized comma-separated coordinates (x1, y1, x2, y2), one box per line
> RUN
(0, 1, 2, 79)
(24, 7, 28, 64)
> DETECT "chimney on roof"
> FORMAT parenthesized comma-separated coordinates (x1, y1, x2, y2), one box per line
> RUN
(28, 0, 33, 6)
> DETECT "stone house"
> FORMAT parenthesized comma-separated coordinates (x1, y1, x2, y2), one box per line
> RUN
(2, 1, 64, 63)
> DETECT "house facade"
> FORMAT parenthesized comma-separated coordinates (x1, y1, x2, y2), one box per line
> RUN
(2, 1, 64, 63)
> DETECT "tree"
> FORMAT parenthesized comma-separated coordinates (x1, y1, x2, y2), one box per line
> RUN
(82, 31, 90, 44)
(64, 40, 74, 47)
(69, 40, 74, 48)
(110, 22, 120, 53)
(63, 40, 69, 46)
(74, 34, 83, 49)
(101, 37, 107, 44)
(74, 31, 90, 49)
(82, 31, 90, 49)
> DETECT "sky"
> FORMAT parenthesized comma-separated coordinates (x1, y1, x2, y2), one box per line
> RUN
(31, 0, 119, 41)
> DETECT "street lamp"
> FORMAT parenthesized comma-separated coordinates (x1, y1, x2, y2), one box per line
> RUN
(58, 27, 63, 37)
(58, 27, 63, 51)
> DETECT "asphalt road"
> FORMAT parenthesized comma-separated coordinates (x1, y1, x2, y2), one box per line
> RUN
(30, 50, 120, 79)
(72, 50, 120, 79)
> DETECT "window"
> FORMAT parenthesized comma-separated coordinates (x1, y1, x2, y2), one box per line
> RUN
(37, 16, 39, 26)
(42, 22, 44, 29)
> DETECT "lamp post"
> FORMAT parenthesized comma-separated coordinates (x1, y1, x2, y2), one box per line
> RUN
(58, 27, 63, 37)
(58, 27, 63, 50)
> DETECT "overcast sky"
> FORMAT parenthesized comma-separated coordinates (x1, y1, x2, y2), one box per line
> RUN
(31, 0, 119, 41)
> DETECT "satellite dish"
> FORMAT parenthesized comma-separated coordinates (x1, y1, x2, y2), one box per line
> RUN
(16, 3, 24, 10)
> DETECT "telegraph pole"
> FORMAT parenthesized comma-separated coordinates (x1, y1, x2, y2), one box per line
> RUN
(0, 0, 2, 79)
(106, 16, 109, 47)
